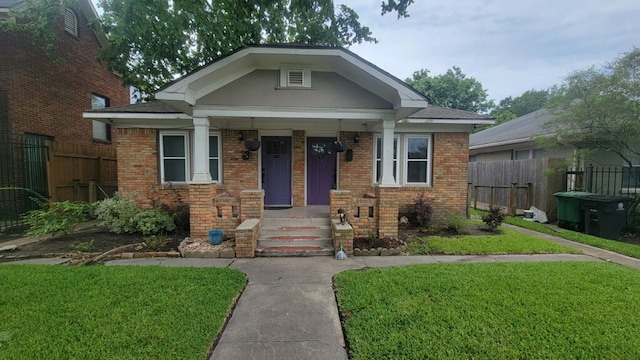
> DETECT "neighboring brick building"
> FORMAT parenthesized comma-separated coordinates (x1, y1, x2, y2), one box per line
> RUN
(0, 0, 129, 145)
(85, 44, 493, 253)
(0, 0, 129, 227)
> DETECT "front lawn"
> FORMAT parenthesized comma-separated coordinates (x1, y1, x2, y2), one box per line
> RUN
(334, 262, 640, 359)
(408, 225, 580, 255)
(0, 265, 246, 359)
(504, 216, 640, 259)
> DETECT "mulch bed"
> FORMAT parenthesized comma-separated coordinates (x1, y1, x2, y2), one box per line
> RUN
(0, 226, 186, 263)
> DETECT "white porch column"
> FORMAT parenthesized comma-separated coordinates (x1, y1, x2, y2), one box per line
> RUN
(191, 117, 212, 183)
(380, 119, 397, 186)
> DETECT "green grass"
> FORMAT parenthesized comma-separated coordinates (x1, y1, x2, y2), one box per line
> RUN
(408, 225, 580, 255)
(503, 215, 640, 259)
(334, 262, 640, 359)
(0, 265, 246, 359)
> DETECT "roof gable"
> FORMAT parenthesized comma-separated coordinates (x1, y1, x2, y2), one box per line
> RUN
(156, 44, 428, 120)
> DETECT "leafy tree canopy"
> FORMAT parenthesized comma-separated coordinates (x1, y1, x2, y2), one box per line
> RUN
(1, 0, 413, 97)
(491, 89, 549, 125)
(541, 48, 640, 168)
(405, 67, 494, 113)
(98, 0, 415, 97)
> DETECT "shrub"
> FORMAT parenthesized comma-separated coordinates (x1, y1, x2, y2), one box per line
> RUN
(143, 235, 168, 250)
(23, 201, 89, 236)
(415, 194, 434, 229)
(441, 212, 470, 235)
(74, 240, 94, 252)
(94, 193, 140, 234)
(134, 209, 176, 236)
(94, 193, 175, 235)
(482, 206, 505, 231)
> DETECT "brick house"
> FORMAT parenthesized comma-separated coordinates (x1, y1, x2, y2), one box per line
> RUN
(0, 0, 129, 145)
(0, 0, 129, 224)
(84, 44, 493, 256)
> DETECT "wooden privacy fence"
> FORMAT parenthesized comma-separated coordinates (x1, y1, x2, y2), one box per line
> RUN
(46, 141, 117, 202)
(469, 183, 532, 216)
(468, 158, 565, 220)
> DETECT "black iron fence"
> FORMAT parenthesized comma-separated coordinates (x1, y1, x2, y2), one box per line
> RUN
(1, 133, 49, 231)
(564, 165, 640, 230)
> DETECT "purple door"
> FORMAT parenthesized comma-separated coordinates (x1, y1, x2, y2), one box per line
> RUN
(262, 137, 292, 206)
(307, 137, 337, 205)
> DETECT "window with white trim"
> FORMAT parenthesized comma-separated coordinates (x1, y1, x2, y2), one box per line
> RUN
(91, 94, 111, 141)
(160, 133, 189, 183)
(373, 134, 432, 186)
(209, 134, 221, 181)
(64, 9, 78, 37)
(405, 136, 431, 184)
(374, 136, 398, 183)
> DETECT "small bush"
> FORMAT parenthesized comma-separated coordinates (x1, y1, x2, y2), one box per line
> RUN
(482, 206, 505, 231)
(134, 209, 176, 236)
(94, 193, 175, 235)
(143, 235, 168, 250)
(415, 194, 434, 228)
(74, 240, 94, 252)
(23, 201, 89, 236)
(94, 193, 140, 234)
(441, 212, 470, 235)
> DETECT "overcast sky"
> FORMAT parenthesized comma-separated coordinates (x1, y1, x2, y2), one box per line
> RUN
(348, 0, 640, 102)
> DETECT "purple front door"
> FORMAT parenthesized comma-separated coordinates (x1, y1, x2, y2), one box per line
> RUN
(307, 137, 337, 205)
(262, 137, 292, 206)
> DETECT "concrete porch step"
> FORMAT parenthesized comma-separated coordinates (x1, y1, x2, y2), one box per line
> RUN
(258, 216, 333, 257)
(255, 244, 334, 257)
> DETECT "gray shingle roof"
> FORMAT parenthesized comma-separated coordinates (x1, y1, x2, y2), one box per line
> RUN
(86, 101, 183, 114)
(0, 0, 21, 8)
(408, 106, 494, 120)
(470, 108, 553, 148)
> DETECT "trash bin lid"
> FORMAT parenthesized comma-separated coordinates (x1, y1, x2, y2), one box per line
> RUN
(581, 195, 631, 203)
(554, 191, 594, 198)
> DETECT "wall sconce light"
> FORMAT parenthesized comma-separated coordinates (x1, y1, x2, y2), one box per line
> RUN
(238, 132, 244, 141)
(354, 133, 360, 144)
(242, 150, 250, 160)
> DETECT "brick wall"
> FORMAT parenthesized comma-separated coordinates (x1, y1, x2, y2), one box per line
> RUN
(292, 130, 306, 206)
(338, 131, 374, 196)
(221, 130, 259, 197)
(117, 128, 189, 209)
(0, 6, 129, 145)
(396, 132, 470, 220)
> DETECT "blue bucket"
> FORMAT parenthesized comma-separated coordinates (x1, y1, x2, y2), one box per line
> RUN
(208, 229, 224, 245)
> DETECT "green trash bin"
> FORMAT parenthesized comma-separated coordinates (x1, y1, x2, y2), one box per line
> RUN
(554, 191, 593, 231)
(580, 195, 630, 240)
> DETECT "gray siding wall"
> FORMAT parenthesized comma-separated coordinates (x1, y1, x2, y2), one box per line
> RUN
(197, 70, 392, 109)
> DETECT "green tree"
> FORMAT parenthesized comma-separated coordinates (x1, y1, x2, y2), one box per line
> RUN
(2, 0, 414, 97)
(542, 49, 640, 169)
(98, 0, 417, 97)
(491, 89, 549, 125)
(405, 67, 494, 113)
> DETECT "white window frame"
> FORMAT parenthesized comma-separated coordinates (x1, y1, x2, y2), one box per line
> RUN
(373, 135, 399, 184)
(209, 132, 222, 182)
(404, 135, 432, 186)
(159, 132, 189, 184)
(91, 94, 110, 141)
(64, 8, 78, 37)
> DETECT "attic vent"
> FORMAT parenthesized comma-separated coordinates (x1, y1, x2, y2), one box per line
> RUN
(280, 68, 311, 88)
(64, 9, 78, 36)
(288, 70, 304, 86)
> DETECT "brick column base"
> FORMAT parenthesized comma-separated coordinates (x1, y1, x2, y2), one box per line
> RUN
(189, 183, 217, 237)
(330, 190, 353, 222)
(240, 189, 264, 222)
(376, 186, 399, 237)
